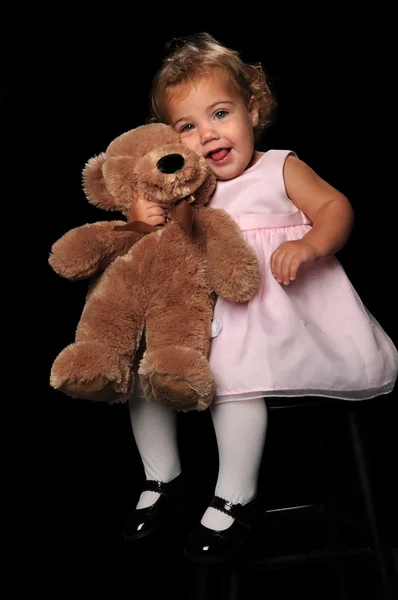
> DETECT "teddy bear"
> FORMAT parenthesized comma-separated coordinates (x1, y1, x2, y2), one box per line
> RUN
(49, 123, 260, 411)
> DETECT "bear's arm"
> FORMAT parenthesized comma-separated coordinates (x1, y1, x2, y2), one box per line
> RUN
(195, 208, 260, 302)
(49, 221, 144, 280)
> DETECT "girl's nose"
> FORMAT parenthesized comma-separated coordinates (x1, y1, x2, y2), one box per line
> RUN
(200, 127, 219, 145)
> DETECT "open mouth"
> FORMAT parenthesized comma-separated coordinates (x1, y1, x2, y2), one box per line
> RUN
(206, 148, 231, 162)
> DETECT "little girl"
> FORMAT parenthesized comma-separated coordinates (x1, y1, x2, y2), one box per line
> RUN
(122, 33, 398, 563)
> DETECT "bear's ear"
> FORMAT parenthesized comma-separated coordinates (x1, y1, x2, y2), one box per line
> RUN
(82, 153, 115, 210)
(101, 157, 138, 208)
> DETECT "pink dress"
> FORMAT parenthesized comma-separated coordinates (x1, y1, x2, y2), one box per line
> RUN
(209, 150, 398, 404)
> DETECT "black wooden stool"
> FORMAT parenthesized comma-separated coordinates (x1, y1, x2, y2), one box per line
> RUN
(187, 396, 398, 600)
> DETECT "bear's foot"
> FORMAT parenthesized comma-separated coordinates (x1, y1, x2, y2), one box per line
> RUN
(139, 347, 214, 411)
(50, 341, 133, 403)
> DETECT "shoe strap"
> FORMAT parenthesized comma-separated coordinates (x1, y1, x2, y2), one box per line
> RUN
(210, 496, 252, 529)
(141, 474, 185, 498)
(142, 480, 166, 494)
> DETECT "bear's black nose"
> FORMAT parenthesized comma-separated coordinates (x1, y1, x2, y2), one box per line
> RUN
(156, 153, 185, 174)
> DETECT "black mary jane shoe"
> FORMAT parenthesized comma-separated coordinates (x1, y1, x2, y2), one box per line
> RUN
(123, 473, 187, 543)
(184, 495, 262, 563)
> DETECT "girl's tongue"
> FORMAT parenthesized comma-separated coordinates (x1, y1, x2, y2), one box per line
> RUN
(210, 148, 229, 162)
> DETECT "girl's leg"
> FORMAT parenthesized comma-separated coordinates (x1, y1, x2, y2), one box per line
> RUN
(128, 396, 182, 508)
(201, 398, 268, 530)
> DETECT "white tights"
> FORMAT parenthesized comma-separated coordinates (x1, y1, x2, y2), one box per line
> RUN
(128, 397, 268, 531)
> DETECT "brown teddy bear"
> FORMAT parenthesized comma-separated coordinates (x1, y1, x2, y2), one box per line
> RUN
(49, 123, 260, 411)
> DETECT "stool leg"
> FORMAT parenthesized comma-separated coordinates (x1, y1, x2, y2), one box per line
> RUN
(188, 562, 243, 600)
(316, 417, 349, 600)
(222, 564, 245, 600)
(189, 563, 217, 600)
(346, 407, 398, 600)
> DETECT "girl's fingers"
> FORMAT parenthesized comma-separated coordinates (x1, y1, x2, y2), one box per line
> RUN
(149, 215, 166, 226)
(273, 252, 299, 285)
(280, 253, 292, 285)
(147, 200, 169, 208)
(270, 248, 279, 275)
(147, 206, 166, 217)
(273, 250, 286, 283)
(288, 257, 301, 282)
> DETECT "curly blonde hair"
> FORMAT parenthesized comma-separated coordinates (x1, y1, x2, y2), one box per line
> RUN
(149, 33, 276, 140)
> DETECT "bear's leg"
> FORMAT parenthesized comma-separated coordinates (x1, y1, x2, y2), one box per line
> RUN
(139, 290, 215, 411)
(50, 257, 144, 403)
(50, 340, 134, 402)
(139, 347, 215, 411)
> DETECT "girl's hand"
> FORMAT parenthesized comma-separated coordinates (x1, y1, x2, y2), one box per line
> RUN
(270, 239, 321, 286)
(130, 189, 167, 226)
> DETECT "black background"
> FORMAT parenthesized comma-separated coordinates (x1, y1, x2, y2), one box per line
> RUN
(5, 12, 397, 597)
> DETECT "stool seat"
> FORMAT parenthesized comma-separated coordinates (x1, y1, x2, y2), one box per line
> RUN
(248, 503, 371, 568)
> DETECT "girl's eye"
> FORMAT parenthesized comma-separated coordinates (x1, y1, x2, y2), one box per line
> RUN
(180, 123, 194, 133)
(214, 110, 228, 120)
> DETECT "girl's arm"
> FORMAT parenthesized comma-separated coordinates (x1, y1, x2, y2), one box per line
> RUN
(270, 155, 354, 286)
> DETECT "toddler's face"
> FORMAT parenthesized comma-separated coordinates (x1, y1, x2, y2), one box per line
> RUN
(165, 72, 259, 181)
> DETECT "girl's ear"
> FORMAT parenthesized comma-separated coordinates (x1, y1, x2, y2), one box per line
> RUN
(249, 96, 259, 127)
